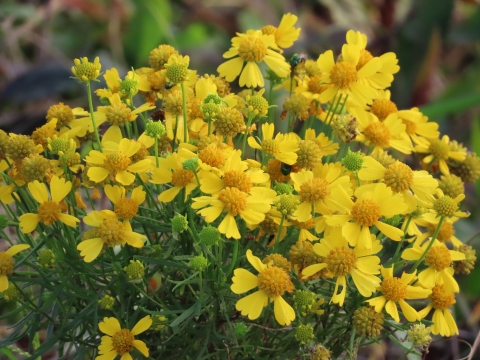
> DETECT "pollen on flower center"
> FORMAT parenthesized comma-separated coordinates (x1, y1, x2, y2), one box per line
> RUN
(114, 198, 139, 220)
(104, 152, 131, 173)
(330, 62, 357, 89)
(223, 170, 252, 193)
(381, 277, 407, 302)
(384, 162, 414, 192)
(351, 199, 381, 227)
(218, 187, 247, 216)
(257, 266, 294, 298)
(357, 49, 374, 70)
(0, 252, 15, 276)
(430, 284, 455, 309)
(260, 25, 276, 36)
(111, 329, 134, 355)
(403, 120, 417, 134)
(363, 122, 391, 148)
(325, 246, 357, 276)
(262, 139, 279, 156)
(427, 222, 455, 242)
(238, 36, 267, 62)
(425, 245, 451, 271)
(370, 99, 398, 121)
(104, 104, 133, 127)
(298, 178, 330, 203)
(97, 218, 126, 246)
(199, 144, 223, 168)
(308, 74, 329, 94)
(428, 139, 449, 160)
(171, 168, 194, 188)
(38, 200, 62, 225)
(433, 196, 458, 217)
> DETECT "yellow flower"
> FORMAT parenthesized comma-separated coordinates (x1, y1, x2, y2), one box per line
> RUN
(248, 123, 298, 165)
(104, 185, 146, 220)
(366, 266, 431, 322)
(302, 228, 382, 306)
(231, 250, 295, 325)
(260, 13, 301, 50)
(415, 135, 467, 175)
(95, 68, 151, 99)
(304, 129, 339, 156)
(77, 211, 145, 263)
(325, 183, 408, 249)
(418, 284, 458, 337)
(96, 315, 152, 360)
(217, 30, 290, 88)
(19, 176, 80, 233)
(71, 56, 101, 82)
(414, 213, 462, 247)
(0, 184, 15, 204)
(402, 239, 465, 292)
(0, 244, 30, 292)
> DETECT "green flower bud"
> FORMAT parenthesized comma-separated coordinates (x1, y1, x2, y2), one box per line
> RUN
(189, 255, 208, 271)
(295, 324, 314, 344)
(151, 315, 169, 331)
(124, 260, 145, 281)
(145, 120, 166, 139)
(341, 149, 364, 172)
(198, 225, 221, 246)
(37, 249, 56, 268)
(171, 214, 188, 233)
(182, 158, 199, 171)
(273, 182, 294, 195)
(0, 214, 8, 230)
(98, 295, 115, 310)
(2, 284, 19, 302)
(407, 323, 432, 350)
(233, 323, 248, 338)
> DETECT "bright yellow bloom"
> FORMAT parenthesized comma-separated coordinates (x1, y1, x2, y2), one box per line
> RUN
(104, 185, 146, 220)
(0, 244, 30, 291)
(248, 123, 298, 165)
(414, 213, 462, 247)
(231, 250, 295, 325)
(261, 13, 301, 50)
(302, 228, 382, 306)
(19, 176, 80, 233)
(325, 183, 407, 249)
(0, 184, 15, 204)
(415, 135, 467, 175)
(402, 239, 465, 292)
(96, 315, 152, 360)
(418, 284, 458, 337)
(366, 266, 431, 322)
(217, 30, 290, 88)
(95, 68, 150, 99)
(302, 129, 339, 156)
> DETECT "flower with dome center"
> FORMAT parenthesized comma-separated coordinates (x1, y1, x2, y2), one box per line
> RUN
(301, 228, 381, 306)
(77, 211, 145, 263)
(402, 239, 465, 292)
(231, 250, 295, 325)
(366, 266, 431, 322)
(96, 315, 151, 360)
(428, 191, 468, 219)
(418, 284, 458, 337)
(248, 123, 298, 165)
(104, 185, 145, 220)
(95, 68, 151, 100)
(260, 13, 301, 51)
(0, 244, 30, 291)
(19, 176, 80, 233)
(217, 30, 290, 88)
(325, 183, 407, 249)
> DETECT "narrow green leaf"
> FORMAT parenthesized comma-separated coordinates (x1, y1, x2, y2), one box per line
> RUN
(0, 348, 19, 360)
(135, 256, 190, 269)
(420, 92, 480, 118)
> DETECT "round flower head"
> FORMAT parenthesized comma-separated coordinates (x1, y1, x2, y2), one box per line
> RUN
(19, 176, 80, 233)
(260, 13, 301, 50)
(104, 185, 146, 220)
(325, 183, 408, 249)
(248, 123, 298, 165)
(217, 30, 290, 88)
(231, 250, 295, 325)
(71, 56, 101, 82)
(96, 315, 152, 359)
(429, 191, 468, 219)
(366, 266, 431, 323)
(302, 228, 381, 306)
(418, 284, 458, 337)
(0, 244, 30, 291)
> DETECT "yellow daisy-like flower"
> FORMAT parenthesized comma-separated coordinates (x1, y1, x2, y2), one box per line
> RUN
(325, 183, 408, 249)
(192, 187, 271, 240)
(316, 44, 381, 106)
(19, 176, 80, 233)
(217, 30, 290, 88)
(366, 266, 431, 323)
(428, 191, 468, 219)
(0, 244, 30, 291)
(415, 135, 467, 175)
(231, 250, 295, 326)
(260, 13, 301, 50)
(350, 107, 412, 154)
(248, 123, 298, 165)
(95, 68, 151, 99)
(418, 284, 458, 337)
(104, 185, 146, 220)
(302, 129, 339, 156)
(96, 315, 152, 360)
(302, 229, 382, 306)
(290, 162, 352, 222)
(77, 211, 145, 263)
(402, 239, 465, 292)
(414, 213, 462, 247)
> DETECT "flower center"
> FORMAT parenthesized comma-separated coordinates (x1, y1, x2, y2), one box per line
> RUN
(223, 170, 252, 193)
(267, 159, 290, 183)
(262, 138, 279, 156)
(370, 99, 398, 121)
(433, 196, 458, 217)
(171, 168, 194, 188)
(308, 74, 328, 94)
(296, 140, 322, 170)
(325, 246, 357, 276)
(330, 62, 357, 90)
(356, 49, 374, 70)
(425, 245, 452, 271)
(198, 144, 224, 168)
(384, 162, 414, 192)
(0, 252, 15, 276)
(38, 200, 62, 225)
(430, 284, 456, 309)
(218, 187, 247, 216)
(104, 152, 131, 173)
(298, 178, 330, 203)
(381, 277, 407, 302)
(104, 104, 133, 127)
(257, 266, 294, 298)
(428, 139, 449, 160)
(351, 199, 381, 227)
(427, 222, 455, 242)
(363, 122, 391, 148)
(238, 36, 267, 62)
(111, 329, 135, 355)
(403, 120, 417, 135)
(46, 103, 74, 129)
(260, 25, 276, 36)
(97, 218, 126, 246)
(114, 198, 139, 220)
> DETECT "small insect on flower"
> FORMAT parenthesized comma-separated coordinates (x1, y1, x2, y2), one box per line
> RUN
(289, 53, 307, 68)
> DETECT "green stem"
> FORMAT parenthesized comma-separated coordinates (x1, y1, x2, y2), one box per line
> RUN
(173, 115, 179, 150)
(154, 138, 159, 168)
(225, 240, 239, 278)
(274, 214, 285, 253)
(411, 216, 445, 272)
(181, 82, 188, 143)
(268, 80, 274, 124)
(86, 81, 102, 152)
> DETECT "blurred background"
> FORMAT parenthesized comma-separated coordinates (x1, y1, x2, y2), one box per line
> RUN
(1, 0, 480, 358)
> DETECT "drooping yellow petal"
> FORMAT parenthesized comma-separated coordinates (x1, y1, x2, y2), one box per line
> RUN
(88, 166, 110, 183)
(58, 213, 80, 227)
(246, 249, 266, 273)
(273, 296, 295, 325)
(384, 300, 400, 322)
(99, 317, 122, 336)
(131, 315, 152, 335)
(116, 170, 135, 186)
(5, 244, 31, 257)
(132, 340, 149, 357)
(235, 290, 268, 320)
(219, 214, 240, 239)
(28, 181, 49, 204)
(50, 176, 72, 203)
(77, 238, 104, 263)
(19, 213, 40, 233)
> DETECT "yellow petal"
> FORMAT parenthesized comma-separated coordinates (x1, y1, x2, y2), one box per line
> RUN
(19, 213, 40, 233)
(28, 181, 48, 204)
(99, 317, 121, 336)
(246, 249, 266, 273)
(217, 57, 244, 82)
(88, 166, 110, 183)
(219, 213, 240, 239)
(131, 315, 152, 335)
(104, 184, 124, 204)
(50, 176, 72, 203)
(77, 238, 104, 263)
(58, 213, 80, 227)
(235, 290, 268, 320)
(5, 244, 31, 257)
(132, 340, 149, 357)
(231, 269, 258, 294)
(116, 170, 135, 186)
(273, 296, 295, 325)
